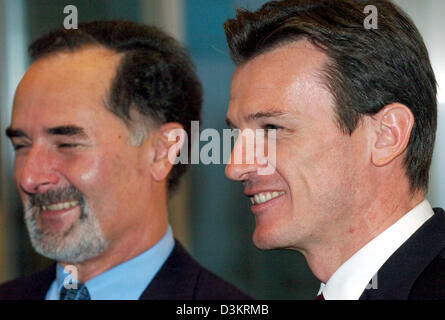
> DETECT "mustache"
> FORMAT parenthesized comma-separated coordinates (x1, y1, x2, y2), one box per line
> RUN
(28, 186, 85, 209)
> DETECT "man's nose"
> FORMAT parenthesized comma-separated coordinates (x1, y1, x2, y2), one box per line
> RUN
(225, 132, 259, 181)
(17, 146, 60, 194)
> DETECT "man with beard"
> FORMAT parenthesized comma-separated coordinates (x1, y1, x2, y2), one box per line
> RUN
(0, 21, 249, 300)
(223, 0, 445, 299)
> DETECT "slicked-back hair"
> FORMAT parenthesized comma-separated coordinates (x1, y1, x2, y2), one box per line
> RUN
(29, 21, 202, 195)
(224, 0, 437, 194)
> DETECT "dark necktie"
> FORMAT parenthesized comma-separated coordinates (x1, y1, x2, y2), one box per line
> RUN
(316, 293, 325, 300)
(60, 283, 91, 300)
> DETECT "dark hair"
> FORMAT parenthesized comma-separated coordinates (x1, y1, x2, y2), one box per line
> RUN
(224, 0, 437, 194)
(29, 21, 202, 195)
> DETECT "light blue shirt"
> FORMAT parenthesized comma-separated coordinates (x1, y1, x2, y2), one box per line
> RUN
(45, 225, 175, 300)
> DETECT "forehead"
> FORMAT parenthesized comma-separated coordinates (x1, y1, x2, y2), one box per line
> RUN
(11, 47, 122, 129)
(228, 40, 333, 120)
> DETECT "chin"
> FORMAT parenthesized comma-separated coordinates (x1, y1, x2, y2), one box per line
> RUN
(252, 227, 283, 250)
(252, 217, 301, 251)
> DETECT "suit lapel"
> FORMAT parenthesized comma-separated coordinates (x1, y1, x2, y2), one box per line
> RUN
(138, 240, 200, 300)
(18, 263, 56, 299)
(360, 208, 445, 300)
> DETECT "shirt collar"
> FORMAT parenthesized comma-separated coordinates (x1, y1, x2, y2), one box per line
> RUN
(55, 225, 175, 300)
(319, 200, 434, 300)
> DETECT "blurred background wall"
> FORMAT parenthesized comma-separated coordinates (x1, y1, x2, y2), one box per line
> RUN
(0, 0, 443, 299)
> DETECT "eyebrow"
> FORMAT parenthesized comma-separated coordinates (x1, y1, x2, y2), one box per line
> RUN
(45, 125, 88, 138)
(5, 125, 88, 139)
(226, 110, 291, 128)
(246, 111, 288, 121)
(5, 127, 27, 139)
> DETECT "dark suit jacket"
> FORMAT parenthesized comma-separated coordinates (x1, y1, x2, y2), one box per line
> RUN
(0, 241, 251, 300)
(359, 208, 445, 300)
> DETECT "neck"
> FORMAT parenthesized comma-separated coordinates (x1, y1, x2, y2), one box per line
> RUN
(303, 189, 424, 283)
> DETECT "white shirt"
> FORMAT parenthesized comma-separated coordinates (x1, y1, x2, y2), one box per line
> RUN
(318, 200, 434, 300)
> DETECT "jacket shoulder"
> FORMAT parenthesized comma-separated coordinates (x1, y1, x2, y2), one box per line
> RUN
(409, 250, 445, 300)
(140, 241, 251, 300)
(193, 265, 252, 300)
(360, 207, 445, 300)
(0, 264, 55, 300)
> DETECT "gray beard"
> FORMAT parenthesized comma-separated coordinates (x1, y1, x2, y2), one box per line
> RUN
(24, 200, 108, 264)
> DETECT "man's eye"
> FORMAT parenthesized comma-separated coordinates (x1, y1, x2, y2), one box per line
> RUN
(264, 124, 282, 130)
(13, 144, 26, 151)
(58, 143, 79, 148)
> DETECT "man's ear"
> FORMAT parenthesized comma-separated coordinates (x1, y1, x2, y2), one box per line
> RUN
(371, 103, 414, 167)
(149, 122, 186, 182)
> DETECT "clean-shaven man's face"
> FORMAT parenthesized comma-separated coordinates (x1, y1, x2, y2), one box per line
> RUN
(8, 47, 152, 263)
(225, 40, 370, 252)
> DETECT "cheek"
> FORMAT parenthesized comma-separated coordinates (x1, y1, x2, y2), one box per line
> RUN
(58, 152, 101, 184)
(83, 151, 141, 203)
(61, 154, 106, 207)
(13, 158, 23, 186)
(71, 155, 125, 226)
(73, 149, 131, 185)
(13, 160, 28, 201)
(278, 136, 351, 193)
(79, 157, 101, 182)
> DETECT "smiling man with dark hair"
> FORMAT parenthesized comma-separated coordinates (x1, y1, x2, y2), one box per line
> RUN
(224, 0, 445, 300)
(0, 20, 249, 300)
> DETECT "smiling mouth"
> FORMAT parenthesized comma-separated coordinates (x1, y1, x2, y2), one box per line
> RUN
(41, 201, 79, 212)
(250, 191, 284, 205)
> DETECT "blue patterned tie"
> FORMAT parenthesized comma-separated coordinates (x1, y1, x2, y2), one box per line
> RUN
(60, 283, 91, 300)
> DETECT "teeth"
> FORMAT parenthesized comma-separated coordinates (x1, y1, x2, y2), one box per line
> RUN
(42, 201, 79, 212)
(251, 191, 284, 205)
(259, 193, 266, 203)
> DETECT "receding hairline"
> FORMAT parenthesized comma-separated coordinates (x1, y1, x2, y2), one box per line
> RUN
(233, 38, 335, 96)
(27, 45, 124, 107)
(26, 44, 148, 132)
(40, 46, 156, 142)
(30, 44, 124, 69)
